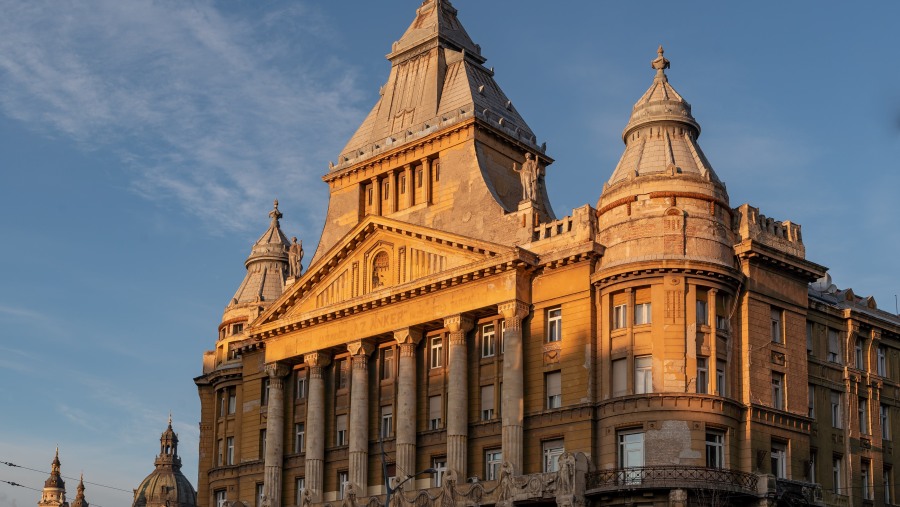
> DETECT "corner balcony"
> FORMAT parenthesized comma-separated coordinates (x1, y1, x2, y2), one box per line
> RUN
(585, 466, 759, 497)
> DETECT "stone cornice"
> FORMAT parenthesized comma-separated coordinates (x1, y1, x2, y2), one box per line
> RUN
(734, 239, 827, 282)
(592, 262, 743, 288)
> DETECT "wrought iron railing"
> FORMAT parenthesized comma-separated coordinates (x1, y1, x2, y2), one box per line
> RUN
(776, 478, 824, 506)
(586, 466, 758, 495)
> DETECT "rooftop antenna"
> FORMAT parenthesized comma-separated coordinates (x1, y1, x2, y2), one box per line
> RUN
(895, 294, 898, 315)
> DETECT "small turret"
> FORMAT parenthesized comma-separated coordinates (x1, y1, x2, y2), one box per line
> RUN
(38, 448, 67, 507)
(70, 475, 88, 507)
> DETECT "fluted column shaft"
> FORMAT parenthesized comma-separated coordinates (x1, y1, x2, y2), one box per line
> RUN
(264, 362, 291, 507)
(348, 341, 375, 492)
(303, 352, 331, 500)
(499, 301, 529, 474)
(394, 328, 423, 477)
(445, 315, 473, 476)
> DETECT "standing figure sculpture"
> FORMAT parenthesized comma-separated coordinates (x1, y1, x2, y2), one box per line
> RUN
(289, 237, 304, 277)
(556, 452, 576, 497)
(513, 153, 540, 202)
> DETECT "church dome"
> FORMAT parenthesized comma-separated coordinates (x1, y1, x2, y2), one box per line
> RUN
(132, 418, 197, 507)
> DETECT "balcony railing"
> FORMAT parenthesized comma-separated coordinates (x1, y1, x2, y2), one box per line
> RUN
(776, 477, 823, 506)
(586, 466, 758, 496)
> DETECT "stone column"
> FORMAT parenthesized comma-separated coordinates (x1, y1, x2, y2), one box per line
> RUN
(403, 164, 413, 208)
(499, 301, 529, 474)
(708, 289, 718, 395)
(389, 169, 398, 213)
(304, 351, 332, 500)
(445, 314, 473, 476)
(348, 340, 375, 493)
(372, 177, 382, 216)
(264, 362, 291, 507)
(421, 158, 432, 205)
(394, 328, 423, 477)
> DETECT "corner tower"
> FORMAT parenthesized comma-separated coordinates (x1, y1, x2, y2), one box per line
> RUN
(313, 0, 554, 264)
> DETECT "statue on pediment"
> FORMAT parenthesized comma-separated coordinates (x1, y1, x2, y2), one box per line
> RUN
(289, 237, 304, 277)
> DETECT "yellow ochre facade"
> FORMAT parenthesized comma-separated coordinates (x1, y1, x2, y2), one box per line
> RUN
(194, 2, 900, 507)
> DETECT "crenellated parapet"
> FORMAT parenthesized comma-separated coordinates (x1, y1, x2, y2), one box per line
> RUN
(733, 203, 805, 258)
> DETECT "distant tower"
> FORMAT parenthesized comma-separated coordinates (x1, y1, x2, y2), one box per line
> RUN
(132, 417, 198, 507)
(70, 475, 89, 507)
(38, 448, 67, 507)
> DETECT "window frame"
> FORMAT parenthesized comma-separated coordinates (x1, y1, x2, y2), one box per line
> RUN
(547, 307, 562, 342)
(485, 449, 502, 481)
(546, 371, 562, 409)
(771, 441, 787, 479)
(430, 336, 443, 369)
(294, 422, 305, 454)
(612, 304, 627, 330)
(696, 357, 708, 394)
(634, 356, 652, 394)
(770, 307, 784, 344)
(772, 372, 785, 411)
(542, 439, 565, 473)
(705, 431, 725, 469)
(634, 302, 651, 326)
(481, 323, 496, 358)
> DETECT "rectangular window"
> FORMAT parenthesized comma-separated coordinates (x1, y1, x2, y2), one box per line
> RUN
(256, 484, 264, 507)
(883, 404, 891, 440)
(862, 460, 872, 500)
(716, 360, 726, 397)
(831, 391, 843, 429)
(416, 168, 423, 188)
(828, 328, 841, 363)
(485, 450, 502, 481)
(809, 450, 817, 482)
(220, 390, 227, 417)
(832, 456, 842, 494)
(771, 307, 784, 344)
(336, 414, 348, 446)
(618, 431, 645, 485)
(217, 439, 224, 466)
(383, 181, 389, 197)
(481, 385, 495, 420)
(482, 323, 496, 358)
(634, 302, 651, 325)
(337, 360, 349, 389)
(885, 467, 893, 505)
(696, 358, 709, 394)
(296, 373, 307, 400)
(808, 384, 816, 419)
(635, 356, 652, 394)
(433, 161, 440, 181)
(696, 300, 709, 327)
(807, 322, 814, 354)
(262, 377, 270, 405)
(547, 307, 562, 342)
(381, 348, 394, 380)
(772, 372, 784, 410)
(226, 436, 234, 465)
(546, 371, 562, 409)
(612, 358, 627, 397)
(771, 441, 786, 479)
(228, 389, 236, 414)
(295, 478, 306, 506)
(233, 323, 244, 334)
(612, 304, 627, 330)
(542, 439, 565, 473)
(429, 395, 442, 429)
(856, 339, 865, 369)
(860, 398, 869, 435)
(215, 490, 227, 507)
(381, 405, 393, 438)
(259, 429, 266, 458)
(432, 457, 447, 488)
(400, 174, 407, 194)
(338, 471, 349, 500)
(500, 320, 506, 354)
(294, 423, 305, 453)
(430, 336, 443, 368)
(367, 186, 373, 206)
(878, 346, 888, 377)
(706, 431, 724, 469)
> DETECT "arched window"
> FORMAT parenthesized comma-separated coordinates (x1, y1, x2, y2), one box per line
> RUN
(371, 252, 390, 289)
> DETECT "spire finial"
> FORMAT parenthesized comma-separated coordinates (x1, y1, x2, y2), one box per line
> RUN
(268, 199, 283, 226)
(168, 411, 173, 427)
(651, 45, 670, 78)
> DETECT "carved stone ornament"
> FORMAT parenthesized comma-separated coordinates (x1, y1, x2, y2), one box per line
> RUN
(264, 362, 291, 378)
(393, 327, 423, 346)
(347, 340, 376, 357)
(443, 314, 474, 334)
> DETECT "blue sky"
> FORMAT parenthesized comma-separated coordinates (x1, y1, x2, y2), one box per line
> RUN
(1, 1, 898, 507)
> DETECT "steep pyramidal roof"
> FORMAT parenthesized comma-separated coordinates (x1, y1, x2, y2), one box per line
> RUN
(335, 0, 538, 170)
(606, 47, 720, 187)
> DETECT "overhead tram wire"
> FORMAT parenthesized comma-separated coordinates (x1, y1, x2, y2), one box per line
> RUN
(0, 460, 132, 494)
(1, 478, 108, 507)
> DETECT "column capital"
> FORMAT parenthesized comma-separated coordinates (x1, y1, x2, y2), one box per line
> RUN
(264, 362, 291, 378)
(498, 300, 530, 320)
(443, 314, 474, 333)
(347, 340, 376, 357)
(304, 351, 332, 369)
(394, 327, 424, 346)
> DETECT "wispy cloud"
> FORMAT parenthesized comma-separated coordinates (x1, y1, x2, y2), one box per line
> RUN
(0, 0, 363, 233)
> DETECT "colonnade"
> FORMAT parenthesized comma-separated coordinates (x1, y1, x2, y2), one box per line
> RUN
(261, 301, 529, 505)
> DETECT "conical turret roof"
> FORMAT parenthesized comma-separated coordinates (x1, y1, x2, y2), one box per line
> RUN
(70, 475, 88, 507)
(605, 47, 720, 188)
(228, 200, 291, 306)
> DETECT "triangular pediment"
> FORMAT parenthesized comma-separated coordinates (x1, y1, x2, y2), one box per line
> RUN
(255, 216, 516, 326)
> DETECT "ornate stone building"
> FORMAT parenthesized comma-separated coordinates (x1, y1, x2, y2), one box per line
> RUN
(38, 450, 80, 507)
(194, 1, 900, 507)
